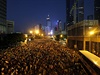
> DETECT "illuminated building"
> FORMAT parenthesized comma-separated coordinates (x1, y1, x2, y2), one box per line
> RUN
(45, 15, 52, 36)
(94, 0, 100, 24)
(0, 0, 7, 33)
(57, 20, 62, 32)
(6, 20, 14, 34)
(66, 0, 100, 25)
(66, 0, 100, 53)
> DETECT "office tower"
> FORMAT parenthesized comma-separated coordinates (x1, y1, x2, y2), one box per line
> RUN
(77, 0, 84, 22)
(66, 0, 75, 25)
(57, 20, 62, 32)
(45, 15, 52, 35)
(66, 0, 100, 24)
(67, 0, 84, 24)
(0, 0, 7, 33)
(94, 0, 100, 24)
(66, 0, 71, 25)
(6, 20, 14, 34)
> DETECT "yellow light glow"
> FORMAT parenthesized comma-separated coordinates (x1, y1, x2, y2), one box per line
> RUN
(60, 34, 63, 37)
(30, 31, 33, 34)
(25, 34, 28, 38)
(41, 34, 43, 36)
(89, 31, 95, 35)
(35, 30, 39, 34)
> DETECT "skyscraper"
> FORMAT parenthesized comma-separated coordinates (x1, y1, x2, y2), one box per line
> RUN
(66, 0, 85, 25)
(66, 0, 100, 25)
(57, 20, 62, 32)
(77, 0, 84, 22)
(0, 0, 7, 33)
(45, 15, 52, 35)
(46, 15, 52, 29)
(66, 0, 71, 24)
(66, 0, 75, 25)
(94, 0, 100, 24)
(6, 20, 14, 34)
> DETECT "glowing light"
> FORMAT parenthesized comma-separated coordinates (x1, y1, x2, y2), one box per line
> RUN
(35, 30, 39, 34)
(47, 15, 50, 20)
(41, 34, 43, 36)
(48, 32, 50, 35)
(57, 20, 59, 22)
(25, 34, 28, 38)
(30, 31, 33, 34)
(60, 34, 63, 38)
(89, 31, 95, 35)
(50, 30, 53, 35)
(29, 39, 31, 41)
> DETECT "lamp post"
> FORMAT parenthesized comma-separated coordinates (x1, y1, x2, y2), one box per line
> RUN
(24, 34, 28, 44)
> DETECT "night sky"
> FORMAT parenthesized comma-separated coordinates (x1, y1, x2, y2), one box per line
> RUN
(7, 0, 66, 33)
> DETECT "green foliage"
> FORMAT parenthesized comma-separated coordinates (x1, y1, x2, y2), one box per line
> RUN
(55, 34, 67, 41)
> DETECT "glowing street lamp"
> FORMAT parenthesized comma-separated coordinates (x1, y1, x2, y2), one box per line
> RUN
(60, 34, 63, 38)
(41, 34, 43, 36)
(35, 30, 39, 34)
(25, 34, 28, 38)
(89, 31, 95, 35)
(29, 30, 33, 34)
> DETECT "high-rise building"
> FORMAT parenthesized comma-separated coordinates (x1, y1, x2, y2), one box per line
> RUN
(66, 0, 100, 53)
(0, 0, 7, 33)
(6, 20, 14, 34)
(46, 15, 52, 28)
(57, 20, 62, 32)
(66, 0, 71, 25)
(45, 15, 52, 36)
(84, 0, 100, 24)
(66, 0, 75, 25)
(67, 0, 84, 24)
(66, 0, 100, 24)
(77, 0, 84, 22)
(94, 0, 100, 24)
(32, 24, 44, 35)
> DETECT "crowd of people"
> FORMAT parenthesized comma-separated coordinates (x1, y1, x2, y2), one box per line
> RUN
(0, 39, 87, 75)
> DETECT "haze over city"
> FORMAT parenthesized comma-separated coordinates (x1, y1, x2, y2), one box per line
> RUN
(7, 0, 66, 33)
(0, 0, 100, 75)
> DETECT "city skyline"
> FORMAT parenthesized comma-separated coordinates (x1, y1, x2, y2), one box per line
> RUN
(7, 0, 66, 33)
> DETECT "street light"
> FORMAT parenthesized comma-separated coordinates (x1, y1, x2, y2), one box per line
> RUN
(24, 34, 28, 44)
(29, 30, 33, 34)
(60, 34, 63, 38)
(41, 34, 43, 36)
(89, 31, 95, 35)
(25, 34, 28, 38)
(35, 30, 39, 34)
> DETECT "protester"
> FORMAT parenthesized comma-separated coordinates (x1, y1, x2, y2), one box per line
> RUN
(0, 39, 87, 75)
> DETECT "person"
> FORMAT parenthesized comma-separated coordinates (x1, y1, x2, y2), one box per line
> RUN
(0, 39, 87, 75)
(74, 44, 78, 51)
